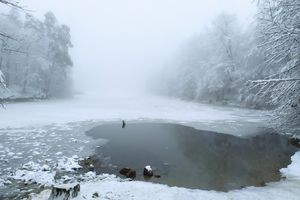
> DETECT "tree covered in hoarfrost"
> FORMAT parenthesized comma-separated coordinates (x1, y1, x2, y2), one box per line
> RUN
(0, 9, 73, 100)
(43, 12, 73, 97)
(162, 2, 300, 133)
(0, 1, 21, 105)
(201, 13, 250, 103)
(253, 0, 300, 130)
(162, 13, 264, 105)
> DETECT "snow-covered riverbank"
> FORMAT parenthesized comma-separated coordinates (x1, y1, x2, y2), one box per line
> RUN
(32, 152, 300, 200)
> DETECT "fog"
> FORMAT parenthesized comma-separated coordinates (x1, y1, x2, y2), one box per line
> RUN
(21, 0, 256, 95)
(1, 1, 300, 199)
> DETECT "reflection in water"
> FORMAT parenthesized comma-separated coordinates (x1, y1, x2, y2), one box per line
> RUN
(86, 123, 297, 191)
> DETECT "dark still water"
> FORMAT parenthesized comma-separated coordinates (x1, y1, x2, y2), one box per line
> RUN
(85, 123, 298, 191)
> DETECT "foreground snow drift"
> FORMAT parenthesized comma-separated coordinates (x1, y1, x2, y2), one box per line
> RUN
(10, 156, 82, 187)
(31, 152, 300, 200)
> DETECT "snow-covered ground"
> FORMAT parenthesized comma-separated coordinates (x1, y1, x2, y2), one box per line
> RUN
(0, 93, 299, 199)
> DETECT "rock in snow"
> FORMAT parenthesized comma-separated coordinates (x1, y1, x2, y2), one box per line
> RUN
(48, 183, 80, 200)
(143, 165, 154, 177)
(119, 168, 136, 179)
(289, 138, 300, 148)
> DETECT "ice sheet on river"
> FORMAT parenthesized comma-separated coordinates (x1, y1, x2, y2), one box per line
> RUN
(0, 94, 270, 136)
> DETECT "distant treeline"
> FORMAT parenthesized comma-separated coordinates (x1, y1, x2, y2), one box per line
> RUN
(0, 9, 73, 100)
(160, 0, 300, 133)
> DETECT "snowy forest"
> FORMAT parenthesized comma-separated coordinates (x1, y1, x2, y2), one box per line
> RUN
(161, 0, 300, 134)
(0, 8, 73, 101)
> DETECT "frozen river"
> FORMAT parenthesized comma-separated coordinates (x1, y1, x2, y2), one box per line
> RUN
(0, 94, 299, 199)
(0, 93, 270, 135)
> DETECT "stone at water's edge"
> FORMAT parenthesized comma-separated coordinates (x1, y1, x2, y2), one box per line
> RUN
(144, 166, 154, 177)
(289, 138, 300, 148)
(48, 183, 80, 200)
(119, 168, 136, 179)
(119, 167, 131, 175)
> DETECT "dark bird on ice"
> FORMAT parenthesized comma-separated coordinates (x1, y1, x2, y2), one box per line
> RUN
(122, 120, 126, 128)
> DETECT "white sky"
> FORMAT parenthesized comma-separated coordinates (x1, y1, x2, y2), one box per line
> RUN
(21, 0, 256, 94)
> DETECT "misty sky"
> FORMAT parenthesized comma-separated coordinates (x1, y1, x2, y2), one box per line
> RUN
(22, 0, 256, 95)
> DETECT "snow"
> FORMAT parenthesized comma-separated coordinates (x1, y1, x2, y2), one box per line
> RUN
(12, 169, 55, 186)
(56, 155, 82, 172)
(84, 171, 97, 179)
(8, 156, 82, 187)
(31, 151, 300, 200)
(281, 151, 300, 179)
(9, 161, 55, 186)
(0, 93, 269, 137)
(145, 165, 152, 171)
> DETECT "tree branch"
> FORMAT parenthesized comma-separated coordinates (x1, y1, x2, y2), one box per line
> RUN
(250, 78, 300, 83)
(2, 48, 27, 54)
(0, 32, 18, 41)
(0, 0, 22, 9)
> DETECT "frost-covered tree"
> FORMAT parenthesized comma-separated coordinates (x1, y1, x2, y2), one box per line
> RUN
(0, 9, 73, 100)
(163, 13, 254, 104)
(201, 13, 242, 102)
(162, 3, 300, 132)
(44, 12, 73, 98)
(252, 0, 300, 130)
